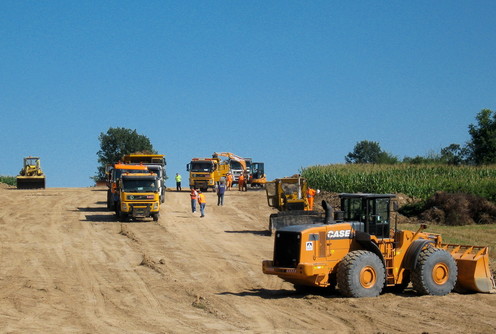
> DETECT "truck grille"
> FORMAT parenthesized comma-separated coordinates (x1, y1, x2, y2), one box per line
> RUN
(273, 231, 301, 268)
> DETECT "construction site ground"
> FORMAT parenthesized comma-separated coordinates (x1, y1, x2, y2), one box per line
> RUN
(1, 186, 495, 333)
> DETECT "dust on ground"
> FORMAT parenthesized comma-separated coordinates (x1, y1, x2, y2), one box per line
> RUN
(0, 187, 495, 333)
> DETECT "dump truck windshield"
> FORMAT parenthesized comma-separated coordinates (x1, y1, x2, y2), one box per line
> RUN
(230, 161, 242, 169)
(191, 162, 213, 172)
(122, 179, 158, 193)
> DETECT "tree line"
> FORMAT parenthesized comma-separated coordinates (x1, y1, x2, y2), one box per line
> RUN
(345, 109, 496, 166)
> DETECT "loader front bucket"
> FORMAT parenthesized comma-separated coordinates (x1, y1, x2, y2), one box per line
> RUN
(16, 176, 46, 189)
(441, 244, 496, 293)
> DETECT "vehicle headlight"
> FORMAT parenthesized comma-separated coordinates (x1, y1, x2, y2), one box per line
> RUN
(121, 202, 128, 211)
(153, 202, 159, 210)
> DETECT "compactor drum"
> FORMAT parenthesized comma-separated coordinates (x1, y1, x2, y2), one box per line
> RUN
(16, 157, 46, 189)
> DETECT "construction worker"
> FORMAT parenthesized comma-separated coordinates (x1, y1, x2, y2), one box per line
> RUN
(175, 173, 182, 191)
(238, 173, 245, 191)
(242, 171, 249, 191)
(307, 187, 317, 211)
(190, 188, 198, 213)
(198, 190, 206, 217)
(226, 173, 233, 190)
(216, 181, 226, 206)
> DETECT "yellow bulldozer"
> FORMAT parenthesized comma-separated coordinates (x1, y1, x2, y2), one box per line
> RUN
(263, 193, 495, 297)
(16, 156, 46, 189)
(265, 177, 321, 235)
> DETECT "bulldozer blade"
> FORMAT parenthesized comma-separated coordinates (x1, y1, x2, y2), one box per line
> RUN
(441, 244, 496, 293)
(16, 176, 46, 189)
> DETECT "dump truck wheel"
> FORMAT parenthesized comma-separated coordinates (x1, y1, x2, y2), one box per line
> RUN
(411, 247, 457, 296)
(337, 250, 385, 298)
(152, 213, 159, 222)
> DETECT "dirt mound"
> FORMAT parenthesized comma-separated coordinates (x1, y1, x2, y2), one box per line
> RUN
(0, 182, 14, 189)
(420, 192, 496, 225)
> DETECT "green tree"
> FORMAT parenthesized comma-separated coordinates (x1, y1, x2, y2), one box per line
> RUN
(94, 127, 156, 181)
(345, 140, 398, 164)
(440, 144, 468, 165)
(467, 109, 496, 165)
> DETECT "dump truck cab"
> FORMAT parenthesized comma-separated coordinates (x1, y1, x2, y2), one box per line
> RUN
(187, 157, 229, 192)
(116, 172, 160, 221)
(122, 154, 167, 203)
(263, 193, 495, 297)
(106, 163, 149, 210)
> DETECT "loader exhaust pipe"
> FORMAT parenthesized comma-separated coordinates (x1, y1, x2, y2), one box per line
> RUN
(322, 200, 334, 224)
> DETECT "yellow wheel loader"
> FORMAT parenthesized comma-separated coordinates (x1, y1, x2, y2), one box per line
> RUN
(262, 193, 495, 297)
(265, 177, 321, 235)
(16, 157, 46, 189)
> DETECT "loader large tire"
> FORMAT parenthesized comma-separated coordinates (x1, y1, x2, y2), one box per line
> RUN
(411, 247, 457, 296)
(337, 250, 385, 298)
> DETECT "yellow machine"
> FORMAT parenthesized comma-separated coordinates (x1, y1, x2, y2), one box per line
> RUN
(187, 157, 230, 191)
(263, 193, 495, 297)
(106, 163, 149, 210)
(265, 177, 320, 235)
(250, 162, 266, 187)
(213, 152, 247, 184)
(122, 153, 167, 203)
(116, 172, 160, 222)
(16, 157, 46, 189)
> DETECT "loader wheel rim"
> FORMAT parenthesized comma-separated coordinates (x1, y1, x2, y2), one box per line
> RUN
(432, 263, 449, 285)
(360, 266, 377, 288)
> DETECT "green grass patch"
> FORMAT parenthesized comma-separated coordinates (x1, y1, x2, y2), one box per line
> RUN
(0, 176, 16, 186)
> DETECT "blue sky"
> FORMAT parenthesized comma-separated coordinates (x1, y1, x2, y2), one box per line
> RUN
(1, 1, 495, 187)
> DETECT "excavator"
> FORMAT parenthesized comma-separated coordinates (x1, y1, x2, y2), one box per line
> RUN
(263, 193, 495, 297)
(213, 152, 247, 184)
(16, 157, 46, 189)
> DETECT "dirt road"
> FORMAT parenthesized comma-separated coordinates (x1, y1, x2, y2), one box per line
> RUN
(1, 186, 495, 333)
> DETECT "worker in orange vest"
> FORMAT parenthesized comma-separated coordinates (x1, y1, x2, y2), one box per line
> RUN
(238, 173, 245, 191)
(197, 190, 207, 217)
(226, 173, 233, 190)
(190, 188, 198, 213)
(307, 187, 317, 211)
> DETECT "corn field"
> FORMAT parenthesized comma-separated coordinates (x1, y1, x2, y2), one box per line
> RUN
(301, 164, 496, 201)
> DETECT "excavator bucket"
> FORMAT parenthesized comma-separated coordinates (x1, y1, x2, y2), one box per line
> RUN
(16, 176, 46, 189)
(441, 244, 496, 293)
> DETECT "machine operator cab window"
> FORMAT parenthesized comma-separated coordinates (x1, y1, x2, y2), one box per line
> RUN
(340, 194, 394, 239)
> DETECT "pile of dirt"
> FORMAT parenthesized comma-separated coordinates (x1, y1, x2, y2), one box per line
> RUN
(316, 191, 496, 226)
(0, 182, 14, 189)
(419, 192, 496, 225)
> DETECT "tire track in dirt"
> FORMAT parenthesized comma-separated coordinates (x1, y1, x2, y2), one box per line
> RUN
(1, 187, 495, 333)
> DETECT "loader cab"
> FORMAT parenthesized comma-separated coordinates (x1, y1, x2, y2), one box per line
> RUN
(339, 193, 395, 239)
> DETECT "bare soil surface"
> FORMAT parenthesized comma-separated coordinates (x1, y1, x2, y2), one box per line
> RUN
(1, 186, 495, 333)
